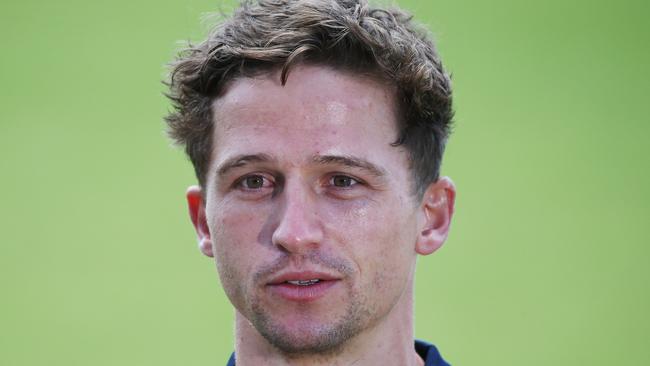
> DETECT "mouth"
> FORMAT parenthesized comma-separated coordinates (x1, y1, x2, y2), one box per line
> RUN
(266, 271, 341, 302)
(286, 279, 322, 286)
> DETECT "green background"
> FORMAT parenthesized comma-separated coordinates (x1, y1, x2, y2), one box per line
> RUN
(1, 0, 648, 365)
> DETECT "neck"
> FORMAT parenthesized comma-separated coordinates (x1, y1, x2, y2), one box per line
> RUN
(233, 282, 423, 366)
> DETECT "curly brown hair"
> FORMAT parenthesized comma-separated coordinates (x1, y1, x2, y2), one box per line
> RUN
(165, 0, 453, 198)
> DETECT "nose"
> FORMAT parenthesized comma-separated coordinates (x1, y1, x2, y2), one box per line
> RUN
(271, 180, 324, 254)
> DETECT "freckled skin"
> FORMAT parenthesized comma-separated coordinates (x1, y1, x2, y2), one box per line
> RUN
(200, 65, 436, 364)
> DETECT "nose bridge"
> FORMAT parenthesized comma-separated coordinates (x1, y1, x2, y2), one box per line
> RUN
(271, 176, 323, 252)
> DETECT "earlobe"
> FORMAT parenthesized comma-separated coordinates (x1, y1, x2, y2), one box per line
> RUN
(415, 177, 456, 256)
(186, 185, 214, 257)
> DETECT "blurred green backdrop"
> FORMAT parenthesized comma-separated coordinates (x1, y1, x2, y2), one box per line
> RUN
(1, 0, 648, 365)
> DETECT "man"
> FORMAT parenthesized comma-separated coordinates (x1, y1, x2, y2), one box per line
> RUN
(165, 1, 456, 365)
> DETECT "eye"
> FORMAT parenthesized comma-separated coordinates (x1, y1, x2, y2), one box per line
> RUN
(236, 174, 272, 190)
(330, 175, 358, 188)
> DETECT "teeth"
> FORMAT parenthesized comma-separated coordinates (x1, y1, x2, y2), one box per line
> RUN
(287, 279, 320, 286)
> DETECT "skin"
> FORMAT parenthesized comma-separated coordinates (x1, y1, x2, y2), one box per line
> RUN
(187, 65, 455, 366)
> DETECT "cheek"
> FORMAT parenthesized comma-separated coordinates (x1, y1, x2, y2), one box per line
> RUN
(334, 203, 415, 316)
(209, 203, 269, 307)
(210, 199, 265, 255)
(324, 196, 417, 270)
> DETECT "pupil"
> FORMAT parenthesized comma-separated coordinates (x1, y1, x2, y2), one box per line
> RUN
(246, 176, 263, 188)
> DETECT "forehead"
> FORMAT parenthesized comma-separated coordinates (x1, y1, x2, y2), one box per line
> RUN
(209, 65, 403, 169)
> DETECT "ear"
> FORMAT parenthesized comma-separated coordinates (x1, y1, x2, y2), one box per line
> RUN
(415, 177, 456, 256)
(186, 185, 214, 257)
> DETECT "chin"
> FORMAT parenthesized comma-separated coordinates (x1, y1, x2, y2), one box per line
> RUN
(250, 303, 367, 356)
(261, 323, 357, 355)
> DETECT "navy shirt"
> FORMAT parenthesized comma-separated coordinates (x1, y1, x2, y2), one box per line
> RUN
(226, 339, 450, 365)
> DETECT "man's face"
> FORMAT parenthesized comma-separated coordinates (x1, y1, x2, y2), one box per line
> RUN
(197, 65, 433, 353)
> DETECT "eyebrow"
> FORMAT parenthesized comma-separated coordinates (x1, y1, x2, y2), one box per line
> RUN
(312, 155, 387, 178)
(216, 153, 275, 177)
(215, 153, 387, 179)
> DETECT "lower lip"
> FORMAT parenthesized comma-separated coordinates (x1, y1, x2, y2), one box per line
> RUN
(267, 280, 339, 302)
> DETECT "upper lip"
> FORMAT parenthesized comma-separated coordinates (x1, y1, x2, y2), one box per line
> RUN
(267, 270, 342, 285)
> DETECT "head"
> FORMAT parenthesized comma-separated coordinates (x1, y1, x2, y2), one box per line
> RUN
(165, 0, 455, 358)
